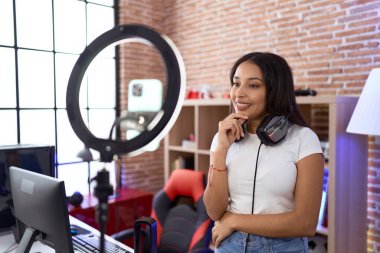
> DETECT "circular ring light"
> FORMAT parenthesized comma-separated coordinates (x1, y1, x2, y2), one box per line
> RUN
(66, 24, 186, 162)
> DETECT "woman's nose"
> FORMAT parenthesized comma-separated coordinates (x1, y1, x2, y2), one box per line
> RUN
(235, 85, 246, 97)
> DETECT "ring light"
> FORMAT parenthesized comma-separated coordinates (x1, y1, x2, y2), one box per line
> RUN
(66, 24, 186, 162)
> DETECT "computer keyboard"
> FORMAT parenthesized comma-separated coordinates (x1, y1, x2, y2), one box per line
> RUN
(72, 233, 132, 253)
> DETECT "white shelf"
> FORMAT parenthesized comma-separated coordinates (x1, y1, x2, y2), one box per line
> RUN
(183, 98, 229, 106)
(168, 145, 197, 153)
(197, 149, 211, 155)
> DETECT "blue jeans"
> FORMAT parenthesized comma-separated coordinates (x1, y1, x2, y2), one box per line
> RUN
(215, 231, 308, 253)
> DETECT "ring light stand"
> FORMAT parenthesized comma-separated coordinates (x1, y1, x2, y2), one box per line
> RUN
(67, 24, 186, 162)
(66, 24, 186, 253)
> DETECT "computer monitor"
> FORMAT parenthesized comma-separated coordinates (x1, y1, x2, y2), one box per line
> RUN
(0, 144, 55, 230)
(9, 166, 74, 253)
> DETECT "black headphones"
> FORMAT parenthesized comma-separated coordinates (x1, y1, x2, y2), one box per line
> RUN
(256, 114, 289, 146)
(233, 106, 293, 146)
(256, 107, 293, 146)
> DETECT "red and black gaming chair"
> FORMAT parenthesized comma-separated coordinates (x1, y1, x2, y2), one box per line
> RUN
(112, 169, 213, 253)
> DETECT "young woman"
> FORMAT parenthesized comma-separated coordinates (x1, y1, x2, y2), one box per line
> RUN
(203, 52, 324, 253)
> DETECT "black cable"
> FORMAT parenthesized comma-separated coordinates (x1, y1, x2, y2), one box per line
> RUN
(100, 212, 106, 253)
(251, 142, 263, 214)
(244, 142, 263, 253)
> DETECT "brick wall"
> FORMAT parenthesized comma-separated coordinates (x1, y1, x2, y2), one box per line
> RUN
(118, 0, 380, 251)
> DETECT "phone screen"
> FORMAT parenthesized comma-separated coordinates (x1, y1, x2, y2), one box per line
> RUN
(126, 79, 163, 151)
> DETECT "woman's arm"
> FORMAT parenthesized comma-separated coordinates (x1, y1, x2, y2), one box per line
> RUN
(203, 149, 229, 221)
(212, 153, 324, 244)
(203, 113, 248, 221)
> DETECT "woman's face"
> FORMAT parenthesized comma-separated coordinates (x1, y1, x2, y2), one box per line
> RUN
(230, 60, 267, 129)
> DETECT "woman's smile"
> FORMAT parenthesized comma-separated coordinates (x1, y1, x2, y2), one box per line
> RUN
(235, 101, 251, 111)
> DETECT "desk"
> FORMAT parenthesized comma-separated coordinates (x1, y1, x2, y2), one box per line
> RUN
(68, 188, 153, 247)
(0, 216, 134, 253)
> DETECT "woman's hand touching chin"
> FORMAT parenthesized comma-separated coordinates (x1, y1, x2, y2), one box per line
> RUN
(217, 113, 248, 150)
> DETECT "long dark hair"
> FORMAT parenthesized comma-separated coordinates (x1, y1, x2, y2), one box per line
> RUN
(229, 52, 307, 127)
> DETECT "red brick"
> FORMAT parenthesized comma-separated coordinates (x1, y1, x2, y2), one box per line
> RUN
(296, 76, 329, 83)
(338, 88, 364, 95)
(302, 5, 338, 19)
(344, 65, 377, 73)
(299, 34, 333, 43)
(298, 62, 330, 69)
(308, 68, 343, 75)
(318, 83, 344, 89)
(310, 25, 346, 35)
(335, 26, 376, 37)
(331, 58, 371, 67)
(308, 39, 343, 48)
(303, 19, 334, 30)
(337, 43, 365, 51)
(347, 49, 380, 57)
(346, 33, 380, 42)
(368, 187, 380, 194)
(309, 11, 346, 23)
(370, 161, 380, 167)
(349, 17, 380, 28)
(350, 3, 380, 14)
(338, 10, 378, 23)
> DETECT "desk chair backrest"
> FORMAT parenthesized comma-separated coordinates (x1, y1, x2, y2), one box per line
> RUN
(151, 169, 212, 253)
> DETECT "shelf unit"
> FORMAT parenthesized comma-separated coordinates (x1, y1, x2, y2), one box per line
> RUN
(164, 98, 230, 181)
(164, 96, 367, 253)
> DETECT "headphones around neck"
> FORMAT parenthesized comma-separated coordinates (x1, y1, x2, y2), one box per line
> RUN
(256, 106, 294, 146)
(233, 106, 293, 146)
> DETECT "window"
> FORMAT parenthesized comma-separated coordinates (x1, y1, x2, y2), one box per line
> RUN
(0, 0, 117, 196)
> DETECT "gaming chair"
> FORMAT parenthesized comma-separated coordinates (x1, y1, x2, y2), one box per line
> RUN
(112, 169, 213, 253)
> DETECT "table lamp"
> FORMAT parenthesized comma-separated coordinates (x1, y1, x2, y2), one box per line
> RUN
(347, 68, 380, 135)
(346, 68, 379, 252)
(76, 146, 94, 162)
(76, 146, 94, 195)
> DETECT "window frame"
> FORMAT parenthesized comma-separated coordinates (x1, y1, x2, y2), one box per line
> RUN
(0, 0, 119, 196)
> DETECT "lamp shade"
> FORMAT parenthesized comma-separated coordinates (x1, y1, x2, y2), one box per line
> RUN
(347, 68, 380, 136)
(76, 146, 94, 162)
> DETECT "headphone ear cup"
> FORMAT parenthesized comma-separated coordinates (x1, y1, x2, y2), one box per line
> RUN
(257, 115, 289, 146)
(257, 115, 275, 145)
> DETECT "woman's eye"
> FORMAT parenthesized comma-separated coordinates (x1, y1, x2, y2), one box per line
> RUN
(232, 82, 240, 87)
(249, 83, 259, 88)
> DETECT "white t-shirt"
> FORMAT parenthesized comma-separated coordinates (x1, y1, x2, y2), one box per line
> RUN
(210, 124, 322, 215)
